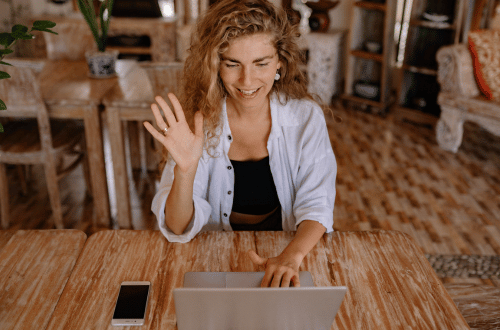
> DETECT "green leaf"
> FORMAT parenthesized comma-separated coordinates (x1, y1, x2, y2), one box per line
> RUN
(11, 24, 28, 34)
(32, 20, 58, 35)
(0, 99, 6, 110)
(0, 122, 4, 133)
(0, 33, 15, 47)
(33, 27, 58, 35)
(0, 71, 11, 79)
(0, 61, 13, 66)
(0, 49, 14, 55)
(77, 0, 101, 49)
(33, 20, 57, 29)
(11, 25, 33, 40)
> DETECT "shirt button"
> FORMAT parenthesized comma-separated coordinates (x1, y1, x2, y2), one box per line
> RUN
(227, 166, 232, 170)
(228, 191, 232, 195)
(228, 135, 232, 141)
(223, 213, 228, 217)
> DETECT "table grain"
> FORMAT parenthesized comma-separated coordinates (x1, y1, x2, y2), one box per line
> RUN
(0, 230, 87, 330)
(45, 230, 469, 329)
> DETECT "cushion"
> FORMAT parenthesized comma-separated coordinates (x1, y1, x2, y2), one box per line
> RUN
(468, 29, 500, 101)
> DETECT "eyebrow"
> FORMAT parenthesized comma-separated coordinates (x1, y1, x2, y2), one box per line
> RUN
(221, 55, 275, 63)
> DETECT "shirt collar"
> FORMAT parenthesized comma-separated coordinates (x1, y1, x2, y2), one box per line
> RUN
(220, 93, 300, 153)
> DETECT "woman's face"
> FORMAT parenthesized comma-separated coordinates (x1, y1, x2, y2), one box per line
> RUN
(219, 33, 281, 111)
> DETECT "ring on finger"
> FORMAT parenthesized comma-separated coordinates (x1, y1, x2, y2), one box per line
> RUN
(163, 127, 168, 135)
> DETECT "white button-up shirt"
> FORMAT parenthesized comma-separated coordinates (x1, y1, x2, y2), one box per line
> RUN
(152, 95, 337, 243)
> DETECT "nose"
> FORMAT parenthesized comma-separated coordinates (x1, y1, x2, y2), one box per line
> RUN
(239, 66, 253, 87)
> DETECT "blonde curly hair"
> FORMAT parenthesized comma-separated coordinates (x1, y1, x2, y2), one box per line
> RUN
(160, 0, 320, 171)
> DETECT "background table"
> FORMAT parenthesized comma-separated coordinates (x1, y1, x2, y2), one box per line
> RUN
(39, 60, 139, 227)
(0, 230, 87, 330)
(45, 230, 469, 329)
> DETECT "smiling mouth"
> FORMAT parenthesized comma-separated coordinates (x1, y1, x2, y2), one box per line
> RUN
(237, 87, 260, 96)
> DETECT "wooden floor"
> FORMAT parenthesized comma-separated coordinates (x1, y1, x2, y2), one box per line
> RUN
(3, 104, 500, 289)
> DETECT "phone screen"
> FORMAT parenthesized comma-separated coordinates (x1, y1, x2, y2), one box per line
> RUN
(113, 284, 150, 320)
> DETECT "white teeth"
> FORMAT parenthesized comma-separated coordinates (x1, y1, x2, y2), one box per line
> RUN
(239, 88, 258, 95)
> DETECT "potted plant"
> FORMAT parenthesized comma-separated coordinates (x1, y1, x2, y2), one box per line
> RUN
(0, 21, 58, 132)
(77, 0, 118, 78)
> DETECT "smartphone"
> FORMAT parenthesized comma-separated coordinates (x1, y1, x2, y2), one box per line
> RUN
(111, 281, 150, 326)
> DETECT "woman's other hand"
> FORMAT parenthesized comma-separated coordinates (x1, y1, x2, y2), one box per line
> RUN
(143, 93, 204, 174)
(247, 250, 302, 288)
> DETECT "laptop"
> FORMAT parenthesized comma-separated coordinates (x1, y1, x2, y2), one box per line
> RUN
(173, 272, 347, 330)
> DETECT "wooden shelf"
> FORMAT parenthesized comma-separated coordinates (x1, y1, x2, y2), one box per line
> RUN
(342, 94, 387, 108)
(344, 0, 396, 113)
(394, 106, 438, 126)
(401, 64, 437, 76)
(350, 50, 384, 62)
(107, 46, 152, 55)
(395, 0, 466, 123)
(410, 19, 455, 30)
(354, 1, 386, 11)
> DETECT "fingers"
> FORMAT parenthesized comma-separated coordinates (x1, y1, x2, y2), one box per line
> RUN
(150, 103, 167, 131)
(155, 95, 177, 127)
(167, 93, 187, 122)
(261, 269, 274, 288)
(194, 111, 204, 138)
(291, 274, 300, 287)
(143, 121, 166, 143)
(247, 250, 267, 266)
(267, 268, 297, 288)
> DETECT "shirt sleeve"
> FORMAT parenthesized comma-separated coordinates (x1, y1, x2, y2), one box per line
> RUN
(292, 106, 337, 232)
(151, 154, 212, 243)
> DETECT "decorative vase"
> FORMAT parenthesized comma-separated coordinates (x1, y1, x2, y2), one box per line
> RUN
(305, 0, 340, 32)
(85, 49, 119, 78)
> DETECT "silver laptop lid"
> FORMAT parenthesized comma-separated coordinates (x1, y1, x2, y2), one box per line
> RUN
(174, 272, 347, 330)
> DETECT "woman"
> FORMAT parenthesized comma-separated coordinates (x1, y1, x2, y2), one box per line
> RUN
(144, 0, 337, 288)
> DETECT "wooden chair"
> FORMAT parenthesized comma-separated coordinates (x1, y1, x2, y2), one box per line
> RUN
(0, 65, 88, 229)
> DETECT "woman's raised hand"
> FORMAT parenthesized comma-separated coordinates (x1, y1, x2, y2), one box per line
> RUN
(143, 93, 204, 174)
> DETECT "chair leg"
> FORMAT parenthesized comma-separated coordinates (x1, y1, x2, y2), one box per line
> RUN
(44, 160, 64, 229)
(0, 164, 9, 229)
(80, 137, 93, 198)
(16, 165, 28, 195)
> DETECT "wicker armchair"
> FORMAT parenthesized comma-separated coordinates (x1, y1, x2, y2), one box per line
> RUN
(435, 44, 500, 152)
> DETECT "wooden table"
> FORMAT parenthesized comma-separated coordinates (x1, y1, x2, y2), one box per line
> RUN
(45, 230, 469, 329)
(39, 60, 139, 227)
(0, 230, 87, 330)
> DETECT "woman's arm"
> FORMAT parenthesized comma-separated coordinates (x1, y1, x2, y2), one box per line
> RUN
(248, 220, 326, 287)
(164, 165, 197, 235)
(143, 93, 204, 235)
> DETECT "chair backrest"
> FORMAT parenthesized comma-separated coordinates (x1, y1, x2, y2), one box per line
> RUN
(0, 66, 53, 153)
(139, 62, 184, 98)
(43, 19, 97, 61)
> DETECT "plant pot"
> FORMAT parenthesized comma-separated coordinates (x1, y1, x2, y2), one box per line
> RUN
(85, 50, 119, 78)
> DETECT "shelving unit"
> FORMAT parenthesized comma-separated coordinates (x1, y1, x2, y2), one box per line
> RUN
(30, 16, 177, 62)
(394, 0, 466, 125)
(106, 17, 177, 62)
(342, 0, 398, 114)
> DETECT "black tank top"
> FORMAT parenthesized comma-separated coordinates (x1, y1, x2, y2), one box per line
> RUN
(230, 156, 280, 215)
